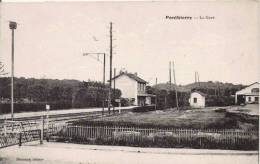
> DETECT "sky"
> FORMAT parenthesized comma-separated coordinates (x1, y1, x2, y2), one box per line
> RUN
(0, 1, 259, 85)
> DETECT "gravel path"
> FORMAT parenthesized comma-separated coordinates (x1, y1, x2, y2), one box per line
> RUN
(0, 142, 258, 164)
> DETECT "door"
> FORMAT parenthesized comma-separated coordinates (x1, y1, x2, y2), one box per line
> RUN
(237, 95, 245, 105)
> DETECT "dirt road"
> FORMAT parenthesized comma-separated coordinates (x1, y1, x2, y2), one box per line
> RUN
(0, 142, 258, 164)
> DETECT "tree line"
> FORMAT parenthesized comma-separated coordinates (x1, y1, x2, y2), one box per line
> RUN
(148, 81, 245, 110)
(0, 77, 121, 113)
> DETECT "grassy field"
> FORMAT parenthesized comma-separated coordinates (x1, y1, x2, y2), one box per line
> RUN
(73, 107, 258, 130)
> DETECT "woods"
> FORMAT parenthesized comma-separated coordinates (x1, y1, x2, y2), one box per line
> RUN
(149, 82, 244, 110)
(0, 77, 245, 113)
(0, 77, 121, 113)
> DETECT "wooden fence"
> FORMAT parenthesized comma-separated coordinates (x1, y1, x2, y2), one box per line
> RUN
(1, 122, 258, 150)
(0, 121, 67, 149)
(0, 130, 40, 148)
(53, 125, 259, 150)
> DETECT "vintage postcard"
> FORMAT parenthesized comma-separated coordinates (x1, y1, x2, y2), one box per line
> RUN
(0, 0, 259, 164)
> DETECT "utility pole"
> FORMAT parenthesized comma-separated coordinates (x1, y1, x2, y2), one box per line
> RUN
(155, 77, 158, 110)
(103, 54, 106, 114)
(217, 82, 220, 96)
(172, 61, 179, 110)
(9, 21, 17, 121)
(108, 22, 113, 114)
(113, 68, 116, 113)
(195, 71, 200, 88)
(169, 62, 172, 90)
(40, 116, 44, 144)
(197, 72, 200, 87)
(113, 68, 116, 90)
(195, 72, 197, 83)
(83, 53, 106, 114)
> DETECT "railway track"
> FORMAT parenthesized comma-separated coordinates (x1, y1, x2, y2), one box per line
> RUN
(0, 108, 132, 148)
(0, 110, 121, 123)
(0, 107, 134, 123)
(0, 110, 125, 135)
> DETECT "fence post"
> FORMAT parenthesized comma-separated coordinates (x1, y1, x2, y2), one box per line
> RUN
(19, 132, 22, 147)
(3, 119, 7, 137)
(40, 116, 44, 144)
(46, 111, 49, 142)
(119, 103, 121, 114)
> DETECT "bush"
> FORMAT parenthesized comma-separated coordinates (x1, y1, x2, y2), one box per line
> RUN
(206, 95, 235, 106)
(120, 98, 135, 107)
(132, 106, 155, 112)
(61, 127, 258, 150)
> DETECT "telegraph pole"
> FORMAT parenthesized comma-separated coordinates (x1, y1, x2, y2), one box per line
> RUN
(169, 62, 172, 90)
(108, 22, 113, 114)
(155, 77, 158, 110)
(195, 72, 197, 83)
(197, 72, 200, 87)
(103, 54, 106, 114)
(172, 61, 179, 110)
(195, 71, 200, 87)
(113, 68, 116, 113)
(9, 21, 17, 121)
(113, 68, 116, 92)
(195, 72, 197, 87)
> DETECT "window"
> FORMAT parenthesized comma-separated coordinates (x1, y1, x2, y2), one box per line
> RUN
(193, 98, 197, 103)
(251, 88, 259, 93)
(255, 97, 259, 102)
(248, 97, 251, 102)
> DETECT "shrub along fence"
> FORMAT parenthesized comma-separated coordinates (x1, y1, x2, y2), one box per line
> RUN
(132, 105, 156, 112)
(51, 124, 258, 150)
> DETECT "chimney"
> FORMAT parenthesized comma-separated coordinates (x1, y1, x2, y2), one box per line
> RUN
(134, 72, 138, 76)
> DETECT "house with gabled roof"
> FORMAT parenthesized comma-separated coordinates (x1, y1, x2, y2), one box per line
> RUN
(189, 91, 206, 108)
(235, 82, 259, 105)
(111, 71, 155, 106)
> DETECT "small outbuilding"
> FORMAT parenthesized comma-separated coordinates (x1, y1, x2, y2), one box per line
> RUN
(189, 91, 206, 108)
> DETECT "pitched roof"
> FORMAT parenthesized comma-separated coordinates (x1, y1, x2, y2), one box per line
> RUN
(111, 72, 147, 83)
(245, 82, 259, 88)
(236, 82, 259, 94)
(191, 91, 207, 97)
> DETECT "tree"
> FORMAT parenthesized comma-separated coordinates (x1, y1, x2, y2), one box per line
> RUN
(28, 84, 48, 102)
(0, 62, 8, 76)
(49, 86, 63, 102)
(0, 77, 11, 98)
(146, 86, 156, 94)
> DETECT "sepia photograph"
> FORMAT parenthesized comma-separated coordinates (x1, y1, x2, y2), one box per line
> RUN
(0, 0, 259, 164)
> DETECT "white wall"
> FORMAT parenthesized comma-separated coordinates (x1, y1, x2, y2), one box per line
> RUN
(235, 83, 259, 103)
(236, 83, 259, 95)
(245, 96, 259, 103)
(189, 92, 205, 108)
(111, 75, 138, 105)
